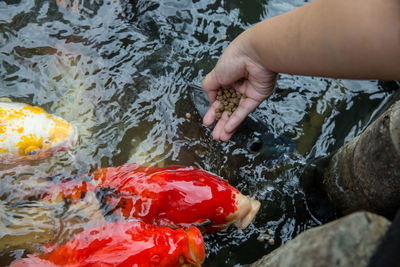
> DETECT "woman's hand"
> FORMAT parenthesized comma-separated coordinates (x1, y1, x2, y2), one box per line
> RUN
(202, 31, 277, 141)
(202, 0, 400, 142)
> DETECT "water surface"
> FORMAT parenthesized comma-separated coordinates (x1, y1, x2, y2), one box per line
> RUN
(0, 0, 397, 266)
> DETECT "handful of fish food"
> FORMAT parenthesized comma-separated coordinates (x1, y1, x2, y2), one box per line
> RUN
(215, 87, 246, 120)
(10, 220, 205, 267)
(42, 163, 261, 232)
(0, 101, 77, 165)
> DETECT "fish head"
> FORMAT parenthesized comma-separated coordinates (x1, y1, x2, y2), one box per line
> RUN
(182, 226, 205, 267)
(0, 102, 77, 164)
(226, 193, 261, 229)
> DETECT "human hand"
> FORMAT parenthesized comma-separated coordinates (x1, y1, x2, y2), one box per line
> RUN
(202, 31, 277, 141)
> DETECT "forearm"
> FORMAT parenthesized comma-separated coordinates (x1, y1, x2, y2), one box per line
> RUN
(247, 0, 400, 80)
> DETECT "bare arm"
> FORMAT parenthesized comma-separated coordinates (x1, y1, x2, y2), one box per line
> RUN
(202, 0, 400, 141)
(252, 0, 400, 79)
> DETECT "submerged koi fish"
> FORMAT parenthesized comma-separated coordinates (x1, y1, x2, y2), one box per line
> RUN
(10, 220, 205, 267)
(0, 101, 77, 165)
(43, 163, 260, 232)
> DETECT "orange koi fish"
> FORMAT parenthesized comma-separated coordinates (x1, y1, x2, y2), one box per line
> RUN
(43, 163, 260, 232)
(10, 220, 205, 267)
(0, 101, 77, 165)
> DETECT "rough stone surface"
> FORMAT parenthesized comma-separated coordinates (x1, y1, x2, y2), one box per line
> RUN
(251, 211, 390, 267)
(323, 100, 400, 215)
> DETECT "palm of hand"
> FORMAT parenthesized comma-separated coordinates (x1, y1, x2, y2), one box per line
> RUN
(203, 58, 277, 141)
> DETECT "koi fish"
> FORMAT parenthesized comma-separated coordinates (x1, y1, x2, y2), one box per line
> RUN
(0, 101, 77, 165)
(10, 220, 205, 267)
(43, 163, 260, 232)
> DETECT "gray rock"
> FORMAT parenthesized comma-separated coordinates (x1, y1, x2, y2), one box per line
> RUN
(251, 211, 390, 267)
(323, 100, 400, 215)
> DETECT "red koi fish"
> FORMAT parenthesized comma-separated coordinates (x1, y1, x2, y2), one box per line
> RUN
(43, 163, 260, 232)
(10, 220, 205, 267)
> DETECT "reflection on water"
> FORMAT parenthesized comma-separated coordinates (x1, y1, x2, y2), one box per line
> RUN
(0, 0, 397, 266)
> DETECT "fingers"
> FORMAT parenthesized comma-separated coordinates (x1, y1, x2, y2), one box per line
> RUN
(203, 103, 240, 141)
(225, 98, 259, 133)
(202, 71, 220, 103)
(202, 56, 272, 141)
(212, 112, 232, 141)
(205, 98, 260, 141)
(203, 101, 220, 127)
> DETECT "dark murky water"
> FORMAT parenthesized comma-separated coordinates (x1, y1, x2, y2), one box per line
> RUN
(0, 0, 398, 266)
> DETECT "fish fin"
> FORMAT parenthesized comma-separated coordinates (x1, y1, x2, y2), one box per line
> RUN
(194, 219, 211, 227)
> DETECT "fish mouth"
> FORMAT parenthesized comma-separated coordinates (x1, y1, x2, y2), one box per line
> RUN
(40, 124, 78, 158)
(228, 193, 261, 229)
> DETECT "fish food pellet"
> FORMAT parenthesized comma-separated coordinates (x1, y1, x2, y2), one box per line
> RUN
(215, 86, 246, 120)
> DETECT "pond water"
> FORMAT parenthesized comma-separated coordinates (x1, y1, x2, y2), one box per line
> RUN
(0, 0, 398, 266)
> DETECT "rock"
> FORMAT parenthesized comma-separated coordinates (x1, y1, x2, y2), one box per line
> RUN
(323, 100, 400, 215)
(367, 209, 400, 267)
(251, 211, 390, 267)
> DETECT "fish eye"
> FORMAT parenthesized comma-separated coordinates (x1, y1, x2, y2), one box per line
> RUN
(248, 137, 263, 152)
(25, 146, 40, 156)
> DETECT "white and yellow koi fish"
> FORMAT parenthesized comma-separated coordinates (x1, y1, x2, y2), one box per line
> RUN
(0, 101, 77, 164)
